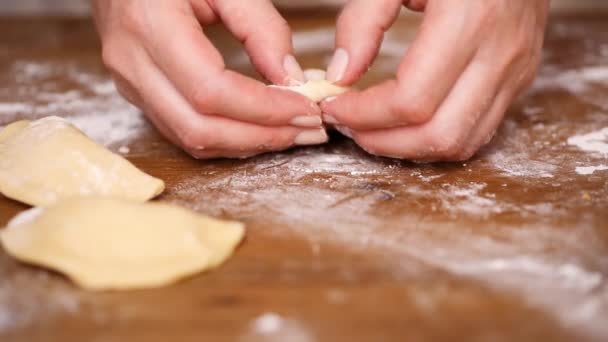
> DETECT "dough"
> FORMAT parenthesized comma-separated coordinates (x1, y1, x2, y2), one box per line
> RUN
(0, 116, 164, 206)
(0, 197, 245, 290)
(272, 69, 349, 102)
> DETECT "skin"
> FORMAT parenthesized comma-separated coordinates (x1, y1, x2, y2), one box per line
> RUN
(93, 0, 550, 161)
(322, 0, 551, 161)
(92, 0, 326, 159)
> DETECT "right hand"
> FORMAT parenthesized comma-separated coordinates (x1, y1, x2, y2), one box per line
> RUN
(92, 0, 326, 159)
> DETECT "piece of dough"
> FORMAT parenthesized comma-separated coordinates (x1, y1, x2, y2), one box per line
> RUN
(0, 116, 164, 206)
(272, 69, 349, 102)
(0, 197, 245, 290)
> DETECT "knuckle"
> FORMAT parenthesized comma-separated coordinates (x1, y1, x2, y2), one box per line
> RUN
(427, 126, 467, 160)
(456, 147, 477, 162)
(476, 1, 501, 22)
(120, 4, 148, 37)
(113, 81, 136, 104)
(190, 85, 219, 114)
(355, 136, 402, 159)
(177, 127, 212, 153)
(390, 96, 435, 125)
(266, 15, 290, 34)
(100, 42, 122, 72)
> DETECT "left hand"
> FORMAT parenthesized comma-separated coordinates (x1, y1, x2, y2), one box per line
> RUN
(321, 0, 550, 161)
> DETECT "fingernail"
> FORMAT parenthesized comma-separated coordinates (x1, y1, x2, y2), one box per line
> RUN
(290, 115, 322, 127)
(323, 96, 338, 103)
(323, 114, 339, 124)
(326, 48, 349, 83)
(295, 128, 328, 145)
(335, 125, 353, 139)
(283, 54, 305, 83)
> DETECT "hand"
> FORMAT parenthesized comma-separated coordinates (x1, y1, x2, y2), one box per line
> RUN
(322, 0, 550, 161)
(92, 0, 327, 159)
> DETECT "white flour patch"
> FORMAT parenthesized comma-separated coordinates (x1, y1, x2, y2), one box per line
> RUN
(449, 257, 603, 293)
(486, 151, 556, 178)
(0, 264, 81, 333)
(533, 66, 608, 94)
(118, 146, 131, 154)
(252, 313, 283, 334)
(241, 312, 315, 342)
(67, 110, 145, 147)
(439, 183, 502, 216)
(0, 103, 32, 114)
(1, 60, 146, 147)
(275, 150, 394, 176)
(575, 165, 608, 175)
(568, 127, 608, 156)
(532, 65, 608, 110)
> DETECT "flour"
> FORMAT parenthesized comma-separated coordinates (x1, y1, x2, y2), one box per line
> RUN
(169, 134, 607, 339)
(439, 183, 502, 216)
(575, 165, 608, 175)
(568, 127, 608, 155)
(252, 313, 283, 334)
(533, 66, 608, 94)
(241, 312, 315, 342)
(487, 151, 557, 178)
(0, 60, 145, 147)
(0, 103, 32, 114)
(0, 263, 81, 333)
(67, 110, 145, 147)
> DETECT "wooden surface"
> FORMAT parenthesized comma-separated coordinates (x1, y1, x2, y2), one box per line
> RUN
(0, 13, 607, 342)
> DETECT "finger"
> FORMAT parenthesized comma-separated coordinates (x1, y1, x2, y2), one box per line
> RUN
(129, 46, 327, 158)
(182, 115, 328, 159)
(321, 80, 399, 128)
(323, 1, 480, 129)
(326, 0, 402, 85)
(212, 0, 305, 85)
(139, 2, 321, 128)
(458, 90, 513, 160)
(461, 72, 532, 159)
(348, 58, 506, 161)
(111, 74, 145, 109)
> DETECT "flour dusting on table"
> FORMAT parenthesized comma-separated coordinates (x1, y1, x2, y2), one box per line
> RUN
(0, 263, 80, 333)
(0, 60, 146, 147)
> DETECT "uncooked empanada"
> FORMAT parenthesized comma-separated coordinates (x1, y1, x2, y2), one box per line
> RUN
(0, 116, 164, 206)
(0, 197, 245, 290)
(271, 69, 349, 102)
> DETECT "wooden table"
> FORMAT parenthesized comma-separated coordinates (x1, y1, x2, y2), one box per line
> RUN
(0, 12, 607, 342)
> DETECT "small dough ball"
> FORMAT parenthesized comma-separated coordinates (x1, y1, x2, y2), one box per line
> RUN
(272, 69, 349, 102)
(0, 116, 164, 206)
(0, 197, 245, 290)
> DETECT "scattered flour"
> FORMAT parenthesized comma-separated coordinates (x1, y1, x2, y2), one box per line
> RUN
(0, 60, 146, 147)
(252, 313, 283, 334)
(575, 165, 608, 175)
(485, 150, 557, 179)
(568, 127, 608, 155)
(534, 66, 608, 93)
(0, 264, 81, 333)
(118, 146, 131, 154)
(240, 312, 315, 342)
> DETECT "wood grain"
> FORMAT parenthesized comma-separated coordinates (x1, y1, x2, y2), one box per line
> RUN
(0, 13, 607, 342)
